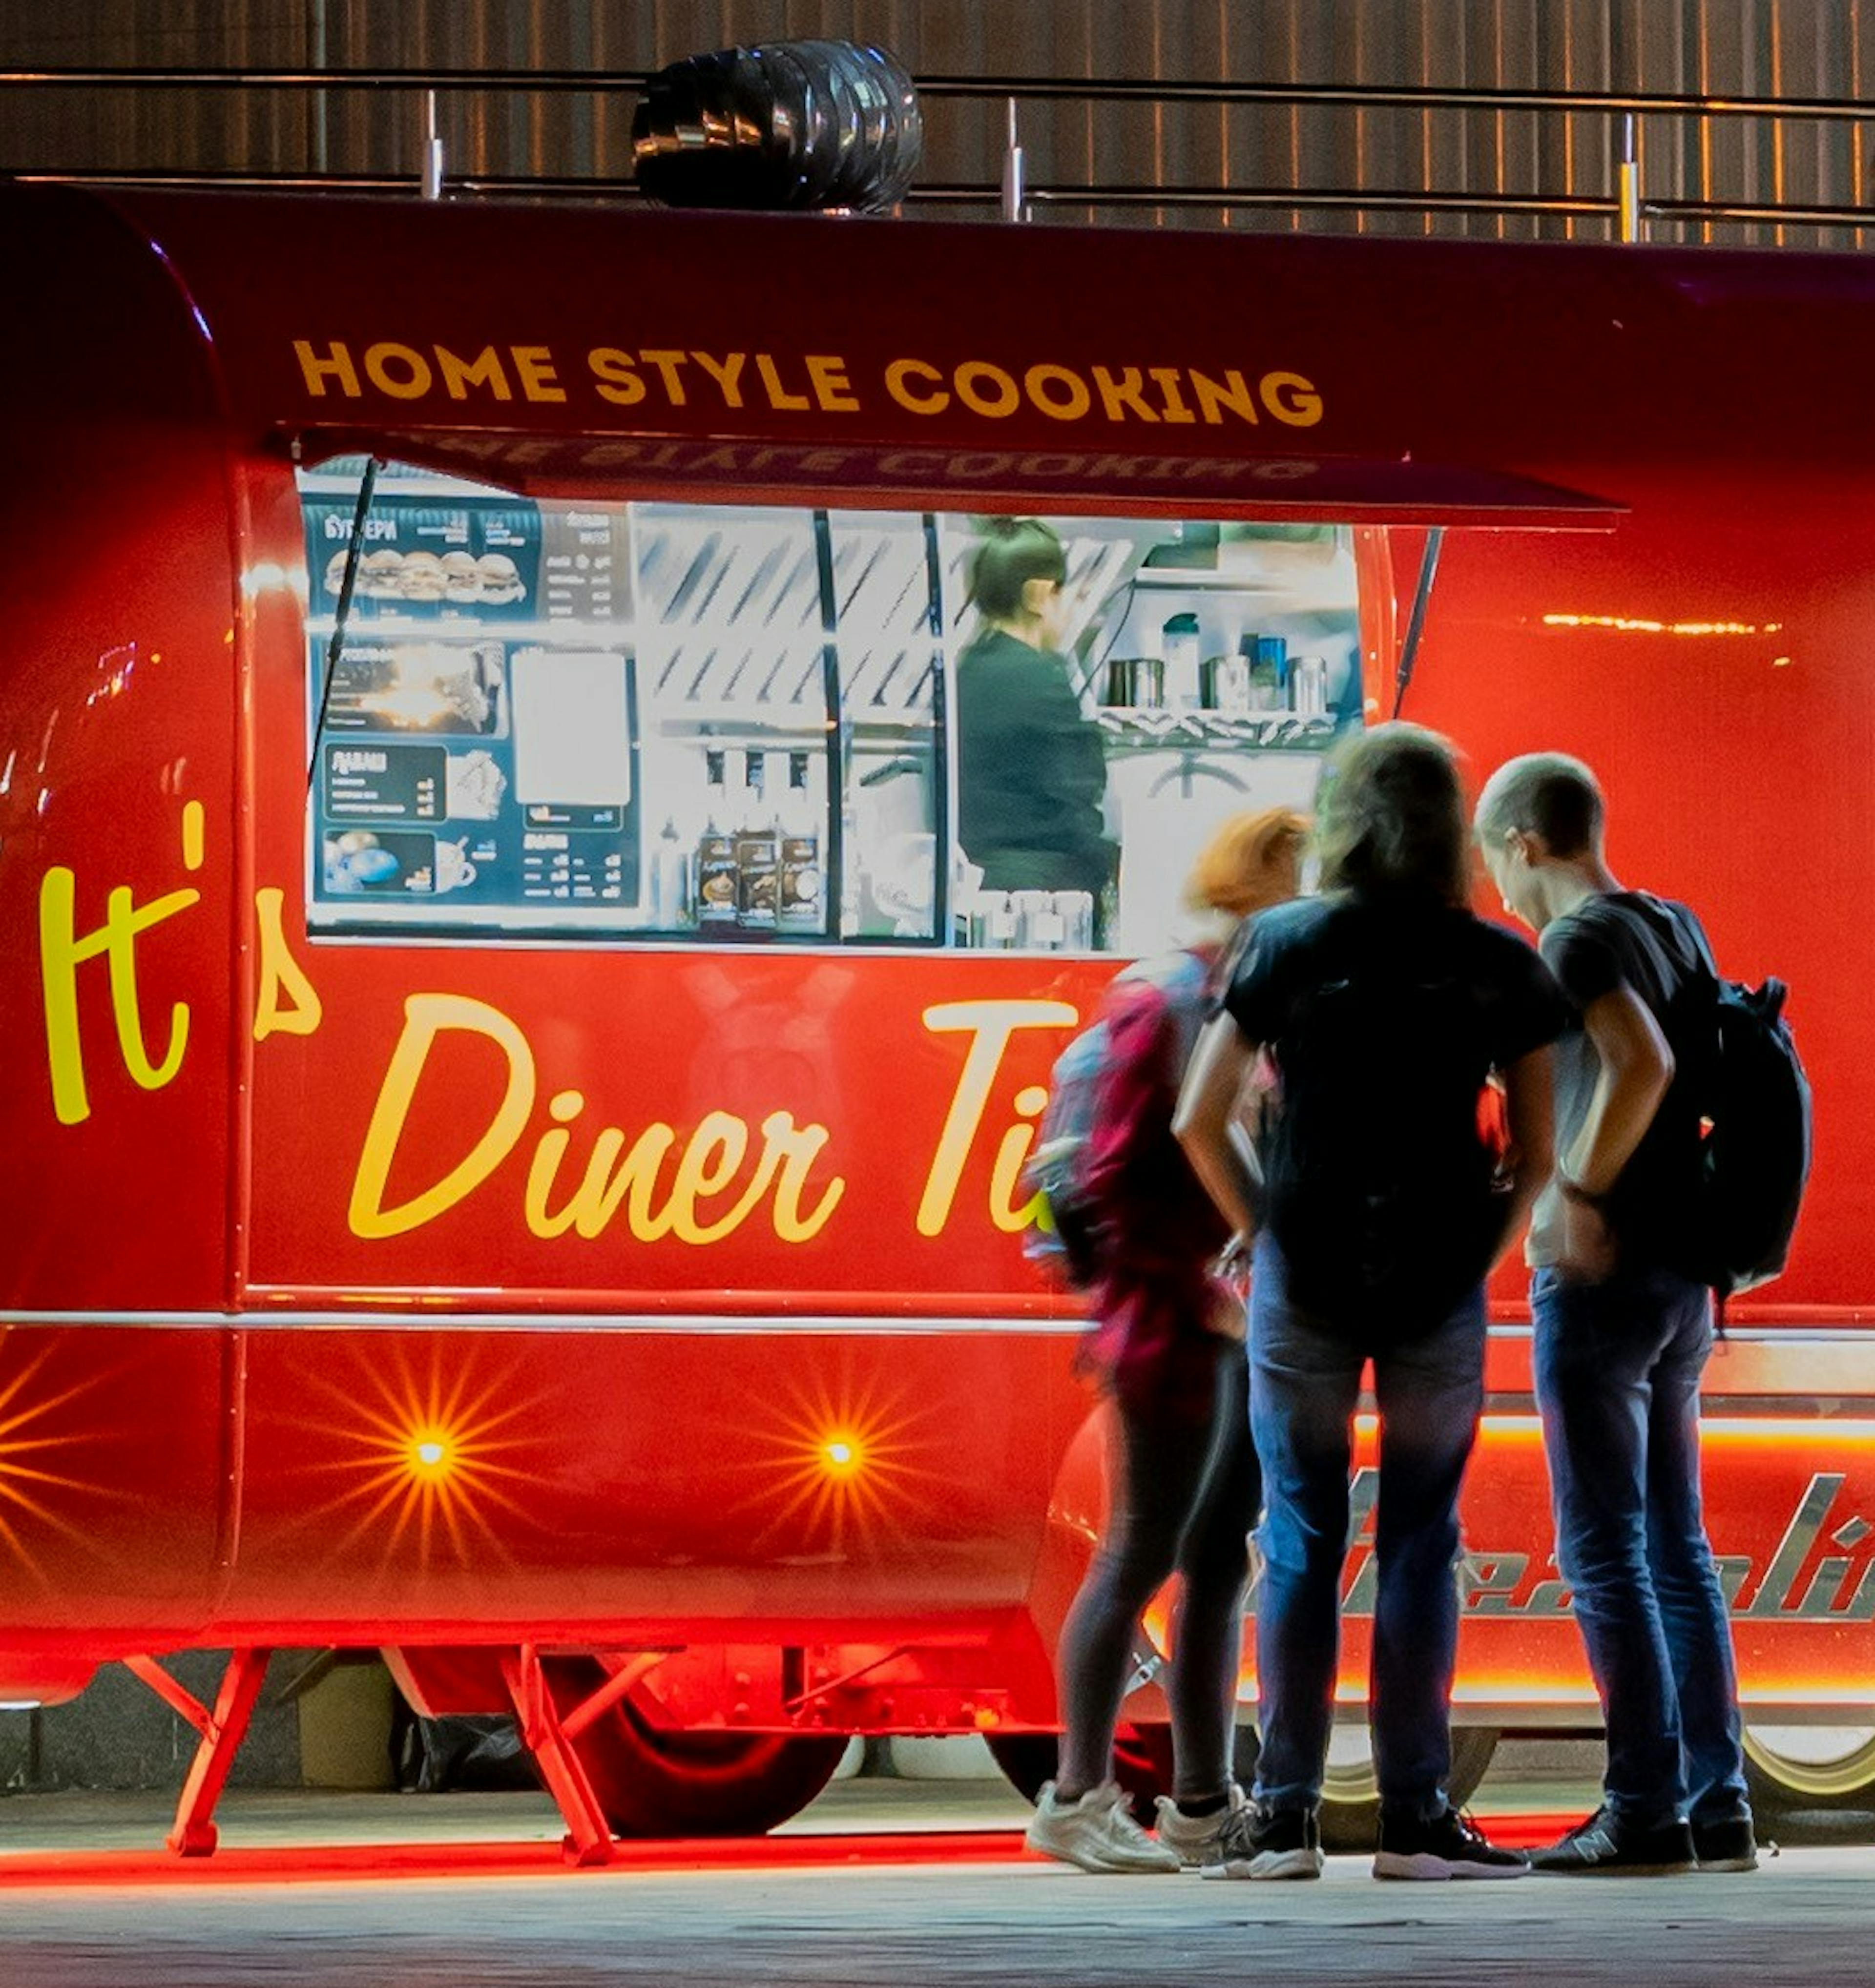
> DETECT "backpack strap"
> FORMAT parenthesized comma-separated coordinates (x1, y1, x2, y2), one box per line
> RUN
(1579, 893, 1724, 1066)
(1647, 901, 1733, 1338)
(1115, 945, 1216, 1067)
(1658, 893, 1722, 990)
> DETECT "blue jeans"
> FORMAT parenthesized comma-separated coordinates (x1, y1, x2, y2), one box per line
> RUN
(1249, 1236, 1487, 1821)
(1532, 1263, 1750, 1829)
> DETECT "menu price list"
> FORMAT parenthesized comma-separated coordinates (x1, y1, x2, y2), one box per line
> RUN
(316, 800, 640, 919)
(313, 726, 642, 923)
(541, 508, 633, 623)
(323, 742, 447, 822)
(306, 496, 543, 626)
(521, 828, 631, 905)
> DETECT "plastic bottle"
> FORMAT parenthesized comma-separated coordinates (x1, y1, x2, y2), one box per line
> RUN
(735, 749, 779, 934)
(778, 750, 824, 936)
(1291, 654, 1328, 716)
(652, 816, 691, 929)
(695, 749, 739, 931)
(1162, 611, 1202, 711)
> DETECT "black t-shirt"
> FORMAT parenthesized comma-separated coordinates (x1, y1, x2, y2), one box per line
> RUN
(956, 627, 1111, 894)
(1533, 890, 1710, 1267)
(1224, 890, 1566, 1328)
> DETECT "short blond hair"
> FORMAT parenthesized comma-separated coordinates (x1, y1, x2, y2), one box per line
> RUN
(1184, 807, 1309, 919)
(1475, 751, 1604, 858)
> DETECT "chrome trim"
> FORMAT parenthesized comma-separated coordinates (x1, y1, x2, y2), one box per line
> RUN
(0, 1306, 1086, 1334)
(1, 1307, 1872, 1345)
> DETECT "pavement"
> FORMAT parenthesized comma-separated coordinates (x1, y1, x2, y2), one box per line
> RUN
(0, 1746, 1605, 1861)
(0, 1767, 1870, 1988)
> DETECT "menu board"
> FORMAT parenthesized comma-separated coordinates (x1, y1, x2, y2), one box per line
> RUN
(305, 494, 543, 627)
(306, 473, 641, 932)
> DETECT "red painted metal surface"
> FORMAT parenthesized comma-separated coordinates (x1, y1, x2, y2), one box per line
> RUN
(1, 183, 1872, 1785)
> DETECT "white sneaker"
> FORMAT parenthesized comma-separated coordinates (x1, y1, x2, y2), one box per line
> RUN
(1024, 1780, 1181, 1874)
(1153, 1783, 1249, 1867)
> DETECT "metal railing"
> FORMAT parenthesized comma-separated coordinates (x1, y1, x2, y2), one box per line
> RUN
(4, 66, 1873, 245)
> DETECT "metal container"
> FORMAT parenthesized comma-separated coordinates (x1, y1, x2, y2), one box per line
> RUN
(1201, 651, 1251, 713)
(969, 889, 1015, 949)
(1052, 890, 1094, 951)
(1291, 654, 1328, 716)
(1240, 632, 1288, 709)
(1011, 889, 1063, 950)
(1106, 656, 1166, 708)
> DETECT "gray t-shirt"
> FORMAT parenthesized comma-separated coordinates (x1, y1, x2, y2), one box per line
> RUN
(1531, 890, 1710, 1267)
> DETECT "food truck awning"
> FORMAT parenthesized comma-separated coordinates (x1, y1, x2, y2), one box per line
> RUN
(287, 426, 1623, 530)
(50, 183, 1663, 529)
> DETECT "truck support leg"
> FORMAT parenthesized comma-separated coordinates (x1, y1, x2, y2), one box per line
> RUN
(500, 1643, 617, 1866)
(124, 1647, 272, 1856)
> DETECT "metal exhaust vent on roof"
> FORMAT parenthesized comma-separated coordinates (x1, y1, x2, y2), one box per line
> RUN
(631, 39, 922, 214)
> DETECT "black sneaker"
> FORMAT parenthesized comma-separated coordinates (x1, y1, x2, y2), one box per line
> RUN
(1199, 1801, 1323, 1881)
(1373, 1807, 1531, 1881)
(1529, 1806, 1696, 1875)
(1691, 1813, 1760, 1873)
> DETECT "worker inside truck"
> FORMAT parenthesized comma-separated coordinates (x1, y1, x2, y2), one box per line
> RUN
(954, 517, 1117, 931)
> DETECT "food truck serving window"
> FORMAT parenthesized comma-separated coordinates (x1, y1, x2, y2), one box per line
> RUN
(298, 461, 1361, 954)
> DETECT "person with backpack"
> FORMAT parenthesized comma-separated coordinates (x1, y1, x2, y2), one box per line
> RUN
(1174, 725, 1563, 1882)
(1473, 751, 1763, 1875)
(1022, 807, 1306, 1875)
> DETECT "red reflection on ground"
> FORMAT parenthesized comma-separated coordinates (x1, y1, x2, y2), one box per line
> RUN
(0, 1829, 1022, 1888)
(0, 1817, 1570, 1889)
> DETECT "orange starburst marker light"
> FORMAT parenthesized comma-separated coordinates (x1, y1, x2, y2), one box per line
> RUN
(408, 1432, 452, 1477)
(730, 1370, 945, 1557)
(820, 1435, 861, 1476)
(0, 1336, 128, 1587)
(271, 1341, 549, 1576)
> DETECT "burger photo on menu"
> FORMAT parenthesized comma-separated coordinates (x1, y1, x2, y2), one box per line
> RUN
(476, 552, 525, 605)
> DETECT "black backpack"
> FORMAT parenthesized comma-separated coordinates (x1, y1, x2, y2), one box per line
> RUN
(1676, 927, 1812, 1298)
(1260, 956, 1516, 1336)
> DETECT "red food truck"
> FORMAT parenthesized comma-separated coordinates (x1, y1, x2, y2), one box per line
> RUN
(2, 181, 1872, 1861)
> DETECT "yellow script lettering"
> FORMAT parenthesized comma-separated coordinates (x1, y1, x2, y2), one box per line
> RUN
(764, 1113, 846, 1242)
(917, 1000, 1077, 1237)
(988, 1083, 1050, 1233)
(39, 861, 200, 1127)
(525, 1089, 681, 1241)
(350, 994, 536, 1239)
(252, 887, 324, 1040)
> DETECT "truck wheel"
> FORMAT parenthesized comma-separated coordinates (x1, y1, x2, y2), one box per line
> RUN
(1743, 1725, 1875, 1812)
(1317, 1725, 1500, 1852)
(542, 1657, 848, 1838)
(987, 1722, 1260, 1827)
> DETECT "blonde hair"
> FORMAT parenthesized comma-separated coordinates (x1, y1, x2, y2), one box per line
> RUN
(1475, 750, 1604, 858)
(1184, 807, 1309, 920)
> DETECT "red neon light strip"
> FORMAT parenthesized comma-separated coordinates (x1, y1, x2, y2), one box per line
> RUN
(0, 1816, 1579, 1890)
(0, 1830, 1023, 1889)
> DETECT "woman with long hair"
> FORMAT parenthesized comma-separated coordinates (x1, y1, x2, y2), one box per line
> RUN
(1174, 724, 1563, 1882)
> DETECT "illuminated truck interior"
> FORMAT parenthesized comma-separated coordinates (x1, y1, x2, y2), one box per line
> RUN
(300, 459, 1365, 957)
